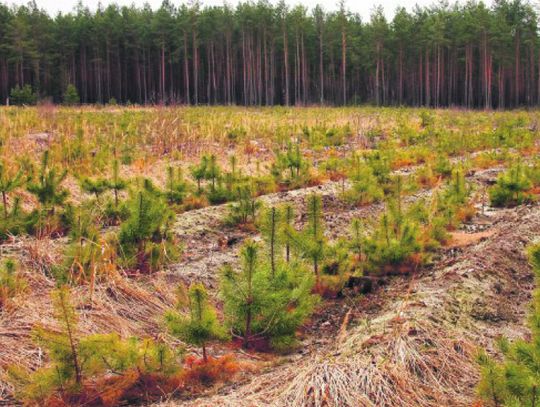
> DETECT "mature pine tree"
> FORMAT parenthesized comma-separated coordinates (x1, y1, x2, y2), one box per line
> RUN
(1, 0, 540, 108)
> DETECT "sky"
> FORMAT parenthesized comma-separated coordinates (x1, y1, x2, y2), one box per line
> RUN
(5, 0, 493, 20)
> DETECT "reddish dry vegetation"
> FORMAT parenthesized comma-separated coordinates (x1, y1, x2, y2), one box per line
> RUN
(33, 355, 243, 407)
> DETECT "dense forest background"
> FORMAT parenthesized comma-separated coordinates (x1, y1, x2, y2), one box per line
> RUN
(1, 0, 540, 108)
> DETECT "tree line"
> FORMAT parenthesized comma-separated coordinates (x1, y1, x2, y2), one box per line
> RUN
(1, 0, 539, 108)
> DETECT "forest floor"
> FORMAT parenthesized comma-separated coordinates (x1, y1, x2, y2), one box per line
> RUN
(157, 181, 540, 406)
(1, 159, 539, 406)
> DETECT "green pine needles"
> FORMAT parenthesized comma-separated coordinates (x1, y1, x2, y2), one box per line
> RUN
(477, 243, 540, 406)
(8, 286, 180, 405)
(27, 151, 68, 213)
(0, 160, 25, 219)
(226, 184, 261, 227)
(165, 165, 189, 205)
(343, 154, 384, 205)
(284, 194, 326, 286)
(220, 238, 317, 351)
(165, 283, 227, 361)
(490, 161, 534, 207)
(118, 188, 179, 272)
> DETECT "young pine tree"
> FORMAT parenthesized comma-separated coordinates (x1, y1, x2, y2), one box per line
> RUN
(220, 240, 316, 350)
(222, 241, 259, 348)
(345, 157, 383, 205)
(165, 165, 188, 205)
(477, 243, 540, 406)
(118, 189, 177, 272)
(273, 141, 308, 187)
(490, 161, 533, 207)
(0, 196, 28, 241)
(288, 194, 326, 285)
(27, 151, 68, 214)
(226, 184, 261, 226)
(55, 205, 102, 285)
(282, 203, 295, 263)
(0, 160, 25, 219)
(165, 283, 227, 362)
(9, 287, 180, 405)
(224, 154, 240, 192)
(363, 201, 423, 273)
(63, 84, 80, 106)
(204, 154, 222, 196)
(350, 218, 365, 263)
(259, 206, 282, 276)
(80, 177, 109, 203)
(34, 286, 83, 387)
(107, 159, 128, 208)
(191, 155, 208, 194)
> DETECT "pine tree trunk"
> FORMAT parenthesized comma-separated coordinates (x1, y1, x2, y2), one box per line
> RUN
(341, 25, 346, 105)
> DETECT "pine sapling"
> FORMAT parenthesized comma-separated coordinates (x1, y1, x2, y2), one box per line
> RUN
(205, 154, 221, 192)
(220, 240, 259, 348)
(226, 184, 261, 226)
(191, 155, 208, 193)
(165, 165, 188, 204)
(259, 206, 282, 276)
(283, 203, 295, 263)
(27, 151, 68, 214)
(107, 159, 127, 208)
(304, 194, 326, 285)
(118, 189, 177, 272)
(350, 218, 364, 266)
(80, 177, 108, 203)
(220, 239, 317, 351)
(0, 161, 25, 219)
(165, 283, 227, 362)
(33, 286, 83, 386)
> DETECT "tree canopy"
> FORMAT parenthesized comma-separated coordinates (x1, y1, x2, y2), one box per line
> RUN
(1, 0, 539, 108)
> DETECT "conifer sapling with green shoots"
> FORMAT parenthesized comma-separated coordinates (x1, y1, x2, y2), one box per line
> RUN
(165, 283, 227, 362)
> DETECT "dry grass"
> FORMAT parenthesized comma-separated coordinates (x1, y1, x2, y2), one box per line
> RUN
(163, 205, 540, 407)
(1, 106, 540, 405)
